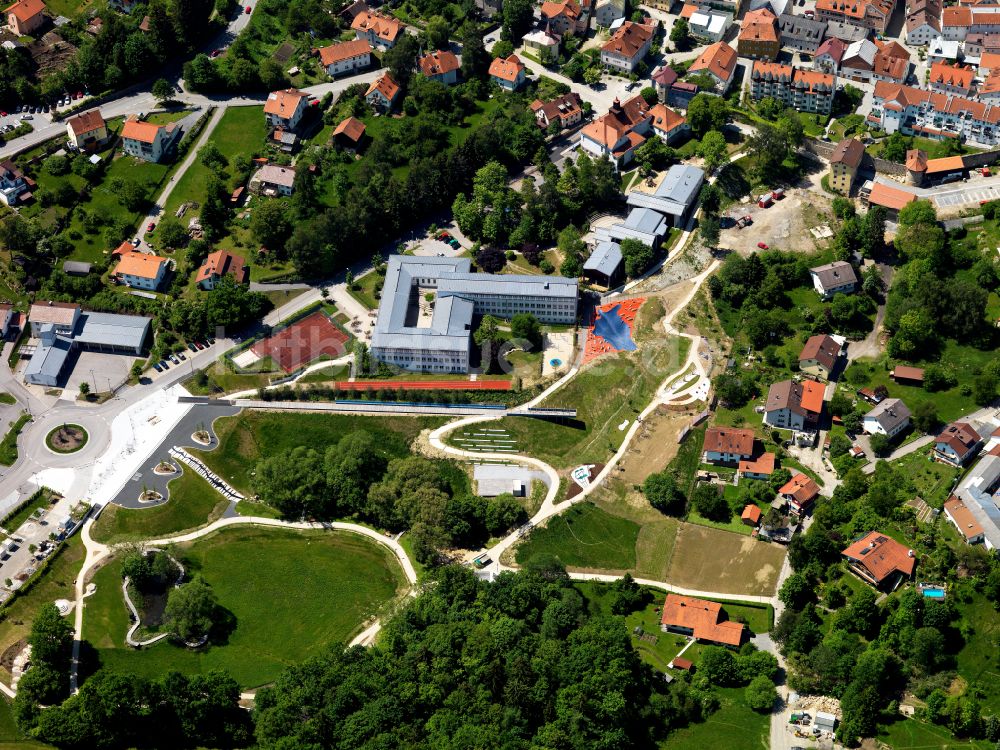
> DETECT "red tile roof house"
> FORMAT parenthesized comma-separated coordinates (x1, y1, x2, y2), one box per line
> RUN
(600, 20, 654, 73)
(890, 365, 924, 385)
(659, 594, 745, 648)
(365, 73, 402, 112)
(702, 426, 755, 465)
(687, 41, 738, 94)
(530, 93, 584, 131)
(317, 39, 372, 78)
(419, 50, 461, 85)
(842, 531, 917, 590)
(943, 495, 986, 545)
(778, 472, 820, 515)
(5, 0, 45, 36)
(763, 379, 825, 431)
(933, 421, 983, 467)
(196, 250, 249, 290)
(738, 451, 776, 480)
(578, 94, 652, 169)
(488, 54, 526, 91)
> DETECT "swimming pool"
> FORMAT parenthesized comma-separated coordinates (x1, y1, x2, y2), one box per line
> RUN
(922, 586, 946, 599)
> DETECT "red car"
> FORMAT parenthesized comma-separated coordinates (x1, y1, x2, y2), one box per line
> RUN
(0, 111, 6, 117)
(210, 49, 223, 58)
(245, 5, 252, 13)
(757, 242, 769, 249)
(147, 222, 156, 232)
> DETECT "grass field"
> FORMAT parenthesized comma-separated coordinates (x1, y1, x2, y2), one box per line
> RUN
(64, 155, 174, 264)
(954, 592, 1000, 715)
(659, 686, 770, 750)
(1, 489, 56, 534)
(0, 414, 29, 467)
(0, 537, 84, 682)
(194, 412, 445, 494)
(298, 363, 352, 384)
(515, 503, 640, 571)
(347, 271, 383, 310)
(483, 300, 690, 470)
(877, 715, 992, 749)
(84, 526, 406, 688)
(887, 449, 961, 508)
(162, 106, 268, 220)
(666, 524, 785, 597)
(90, 467, 229, 544)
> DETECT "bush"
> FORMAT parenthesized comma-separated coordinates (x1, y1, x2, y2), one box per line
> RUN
(744, 674, 777, 712)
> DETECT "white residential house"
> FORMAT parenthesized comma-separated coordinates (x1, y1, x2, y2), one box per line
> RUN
(0, 160, 32, 207)
(523, 28, 561, 62)
(863, 398, 911, 437)
(318, 39, 372, 77)
(810, 260, 858, 298)
(689, 10, 731, 42)
(600, 21, 654, 73)
(593, 0, 625, 26)
(112, 251, 169, 291)
(249, 164, 297, 197)
(121, 118, 179, 163)
(264, 88, 309, 132)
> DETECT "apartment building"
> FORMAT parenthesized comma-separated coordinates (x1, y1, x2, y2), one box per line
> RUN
(351, 10, 404, 48)
(905, 0, 941, 45)
(815, 0, 896, 34)
(869, 81, 1000, 146)
(318, 39, 372, 77)
(749, 61, 837, 115)
(738, 8, 781, 60)
(0, 160, 32, 207)
(600, 21, 654, 72)
(121, 118, 180, 163)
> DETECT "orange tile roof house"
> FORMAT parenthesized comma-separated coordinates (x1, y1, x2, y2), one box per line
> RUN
(264, 88, 309, 132)
(688, 41, 738, 93)
(65, 109, 108, 151)
(866, 181, 918, 216)
(702, 426, 755, 464)
(317, 39, 372, 77)
(351, 10, 403, 48)
(943, 495, 986, 544)
(741, 504, 763, 526)
(798, 333, 843, 380)
(648, 103, 687, 143)
(121, 117, 180, 163)
(764, 379, 824, 431)
(541, 0, 586, 35)
(333, 116, 366, 148)
(779, 472, 820, 513)
(842, 531, 916, 589)
(113, 251, 169, 291)
(600, 21, 654, 72)
(419, 50, 460, 85)
(815, 0, 895, 34)
(738, 8, 781, 60)
(366, 73, 402, 111)
(578, 94, 652, 168)
(489, 54, 526, 91)
(929, 61, 976, 95)
(749, 61, 836, 115)
(934, 421, 983, 466)
(739, 451, 777, 479)
(5, 0, 45, 36)
(196, 250, 248, 290)
(659, 594, 745, 647)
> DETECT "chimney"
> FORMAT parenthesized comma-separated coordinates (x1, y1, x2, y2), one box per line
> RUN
(908, 549, 914, 557)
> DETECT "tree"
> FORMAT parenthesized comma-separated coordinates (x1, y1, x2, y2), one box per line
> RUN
(164, 576, 218, 642)
(250, 198, 292, 251)
(510, 313, 542, 348)
(29, 603, 73, 671)
(158, 218, 188, 249)
(869, 433, 891, 457)
(383, 34, 420, 90)
(619, 237, 654, 277)
(699, 130, 729, 171)
(880, 132, 910, 163)
(686, 94, 728, 138)
(490, 39, 515, 60)
(744, 674, 777, 712)
(583, 66, 603, 86)
(643, 472, 685, 515)
(640, 86, 658, 105)
(476, 245, 507, 273)
(693, 484, 729, 521)
(78, 382, 90, 397)
(474, 315, 505, 372)
(700, 646, 739, 685)
(912, 401, 940, 434)
(610, 573, 646, 614)
(898, 199, 937, 227)
(501, 0, 533, 43)
(700, 215, 720, 248)
(460, 24, 490, 80)
(151, 78, 175, 103)
(669, 18, 690, 48)
(423, 16, 451, 52)
(779, 572, 812, 611)
(833, 197, 856, 219)
(253, 446, 327, 518)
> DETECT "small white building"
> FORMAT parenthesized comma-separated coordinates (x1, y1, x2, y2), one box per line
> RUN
(249, 164, 296, 197)
(689, 10, 731, 42)
(863, 398, 911, 438)
(810, 260, 858, 299)
(264, 88, 309, 133)
(113, 251, 169, 291)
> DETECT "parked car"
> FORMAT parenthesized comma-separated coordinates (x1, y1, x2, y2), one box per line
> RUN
(159, 360, 169, 369)
(153, 363, 162, 372)
(169, 354, 180, 365)
(757, 242, 769, 249)
(245, 4, 251, 12)
(188, 342, 198, 352)
(147, 222, 156, 232)
(132, 237, 141, 247)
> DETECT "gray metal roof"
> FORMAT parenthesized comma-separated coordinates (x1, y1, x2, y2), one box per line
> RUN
(810, 261, 858, 289)
(624, 206, 669, 235)
(438, 273, 578, 299)
(24, 335, 72, 382)
(627, 164, 704, 216)
(62, 261, 92, 275)
(584, 241, 623, 276)
(954, 454, 1000, 549)
(75, 312, 151, 350)
(864, 397, 911, 432)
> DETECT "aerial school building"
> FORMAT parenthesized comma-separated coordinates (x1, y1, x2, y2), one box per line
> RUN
(370, 256, 578, 373)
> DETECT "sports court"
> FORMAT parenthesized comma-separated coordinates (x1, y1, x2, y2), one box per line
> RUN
(251, 312, 349, 373)
(583, 298, 645, 364)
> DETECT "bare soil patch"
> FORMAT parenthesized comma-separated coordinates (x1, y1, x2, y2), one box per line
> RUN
(617, 405, 696, 486)
(666, 523, 786, 596)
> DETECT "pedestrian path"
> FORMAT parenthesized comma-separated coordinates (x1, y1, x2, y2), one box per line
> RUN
(169, 447, 244, 501)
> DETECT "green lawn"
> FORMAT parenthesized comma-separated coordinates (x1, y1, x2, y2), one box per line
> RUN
(877, 715, 992, 749)
(298, 363, 351, 384)
(64, 155, 174, 264)
(0, 536, 84, 682)
(844, 344, 989, 423)
(0, 488, 56, 533)
(145, 109, 193, 126)
(659, 686, 770, 750)
(954, 592, 1000, 715)
(84, 526, 406, 688)
(90, 467, 229, 544)
(162, 105, 268, 220)
(514, 502, 640, 571)
(347, 270, 383, 310)
(886, 449, 960, 508)
(867, 135, 981, 161)
(0, 414, 30, 467)
(194, 411, 445, 494)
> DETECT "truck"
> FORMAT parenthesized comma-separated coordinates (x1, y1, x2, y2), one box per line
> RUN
(771, 188, 785, 200)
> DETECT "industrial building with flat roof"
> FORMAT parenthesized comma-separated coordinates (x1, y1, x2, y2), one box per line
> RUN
(370, 256, 578, 373)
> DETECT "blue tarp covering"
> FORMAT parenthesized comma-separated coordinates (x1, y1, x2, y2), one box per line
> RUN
(592, 304, 637, 351)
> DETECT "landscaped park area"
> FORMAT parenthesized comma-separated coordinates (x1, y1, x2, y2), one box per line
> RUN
(84, 526, 406, 688)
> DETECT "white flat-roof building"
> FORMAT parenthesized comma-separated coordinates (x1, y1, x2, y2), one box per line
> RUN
(370, 256, 578, 373)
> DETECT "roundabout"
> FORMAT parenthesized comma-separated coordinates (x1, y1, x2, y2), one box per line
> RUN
(44, 424, 89, 455)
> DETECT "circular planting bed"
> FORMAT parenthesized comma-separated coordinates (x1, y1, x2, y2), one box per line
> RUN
(154, 461, 178, 476)
(138, 490, 164, 504)
(191, 430, 212, 446)
(45, 424, 89, 454)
